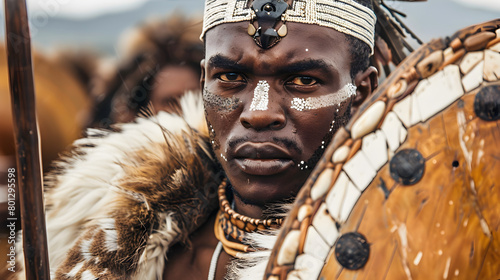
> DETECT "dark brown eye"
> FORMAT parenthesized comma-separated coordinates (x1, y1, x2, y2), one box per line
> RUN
(219, 73, 244, 81)
(290, 76, 317, 86)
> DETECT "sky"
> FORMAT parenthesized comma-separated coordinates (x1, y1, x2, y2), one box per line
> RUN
(24, 0, 500, 20)
(453, 0, 500, 11)
(25, 0, 151, 19)
(10, 0, 498, 57)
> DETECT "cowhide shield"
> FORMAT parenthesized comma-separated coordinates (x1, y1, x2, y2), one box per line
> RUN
(265, 19, 500, 280)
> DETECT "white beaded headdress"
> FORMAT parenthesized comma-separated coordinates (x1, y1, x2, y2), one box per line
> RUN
(201, 0, 376, 53)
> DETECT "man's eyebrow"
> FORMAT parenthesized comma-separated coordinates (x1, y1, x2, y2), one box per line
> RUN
(278, 59, 334, 75)
(207, 55, 336, 76)
(208, 54, 249, 72)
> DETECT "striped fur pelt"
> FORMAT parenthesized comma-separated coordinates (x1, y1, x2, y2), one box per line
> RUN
(225, 229, 278, 280)
(15, 92, 223, 279)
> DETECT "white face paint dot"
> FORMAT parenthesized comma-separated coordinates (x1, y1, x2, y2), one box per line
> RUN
(220, 153, 228, 162)
(250, 80, 270, 111)
(305, 48, 309, 52)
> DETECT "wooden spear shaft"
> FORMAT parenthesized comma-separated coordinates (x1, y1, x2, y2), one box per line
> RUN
(4, 0, 50, 278)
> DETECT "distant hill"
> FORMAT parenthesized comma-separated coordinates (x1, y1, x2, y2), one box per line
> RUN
(0, 0, 497, 57)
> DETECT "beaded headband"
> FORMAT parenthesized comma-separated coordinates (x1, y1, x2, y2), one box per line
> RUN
(201, 0, 376, 53)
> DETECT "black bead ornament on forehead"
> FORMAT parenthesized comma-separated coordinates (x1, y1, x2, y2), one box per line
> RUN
(248, 0, 289, 49)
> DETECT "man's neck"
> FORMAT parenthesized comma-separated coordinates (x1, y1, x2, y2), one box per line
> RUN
(232, 196, 265, 219)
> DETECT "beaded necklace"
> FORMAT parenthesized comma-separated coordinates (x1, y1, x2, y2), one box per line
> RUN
(214, 179, 283, 257)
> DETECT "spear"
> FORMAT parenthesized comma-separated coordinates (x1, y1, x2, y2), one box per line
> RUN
(4, 0, 50, 279)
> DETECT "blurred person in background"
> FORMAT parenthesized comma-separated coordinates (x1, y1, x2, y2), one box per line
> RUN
(89, 14, 204, 128)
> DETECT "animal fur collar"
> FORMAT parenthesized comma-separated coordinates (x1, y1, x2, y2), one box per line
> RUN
(13, 92, 223, 279)
(13, 92, 283, 280)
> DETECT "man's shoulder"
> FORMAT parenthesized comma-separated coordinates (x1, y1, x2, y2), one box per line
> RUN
(40, 91, 223, 279)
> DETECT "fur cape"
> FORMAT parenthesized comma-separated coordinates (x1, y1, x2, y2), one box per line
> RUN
(13, 92, 281, 280)
(15, 92, 228, 279)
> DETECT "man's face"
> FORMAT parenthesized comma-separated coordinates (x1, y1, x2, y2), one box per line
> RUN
(203, 22, 355, 205)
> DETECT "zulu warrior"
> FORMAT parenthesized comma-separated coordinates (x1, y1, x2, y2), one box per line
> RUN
(15, 0, 379, 279)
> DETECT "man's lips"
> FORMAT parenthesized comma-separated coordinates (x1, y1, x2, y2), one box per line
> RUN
(232, 143, 294, 176)
(234, 142, 293, 159)
(234, 159, 294, 176)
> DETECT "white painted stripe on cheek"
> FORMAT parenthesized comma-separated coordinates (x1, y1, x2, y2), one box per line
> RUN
(250, 80, 270, 111)
(290, 83, 357, 111)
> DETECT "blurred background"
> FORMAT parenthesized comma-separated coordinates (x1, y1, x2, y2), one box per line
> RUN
(0, 0, 498, 275)
(0, 0, 494, 58)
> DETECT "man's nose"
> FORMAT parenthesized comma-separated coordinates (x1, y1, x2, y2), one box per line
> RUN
(239, 89, 286, 131)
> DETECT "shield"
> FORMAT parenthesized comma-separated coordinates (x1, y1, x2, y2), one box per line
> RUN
(265, 19, 500, 279)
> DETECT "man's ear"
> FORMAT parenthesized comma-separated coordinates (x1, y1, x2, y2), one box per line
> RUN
(200, 58, 206, 89)
(352, 66, 378, 116)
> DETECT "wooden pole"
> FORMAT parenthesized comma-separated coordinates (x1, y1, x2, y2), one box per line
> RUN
(4, 0, 50, 279)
